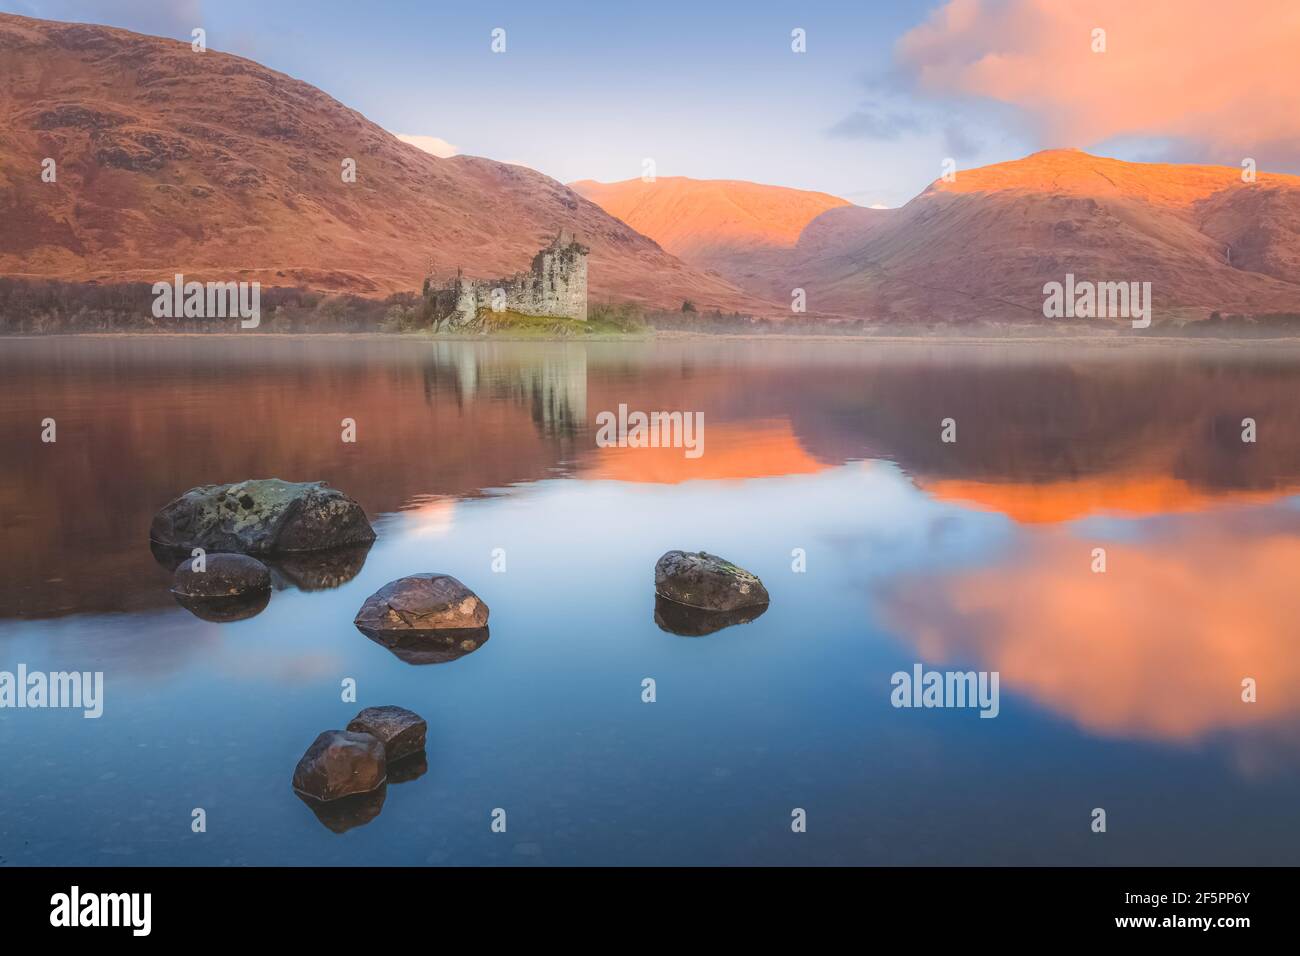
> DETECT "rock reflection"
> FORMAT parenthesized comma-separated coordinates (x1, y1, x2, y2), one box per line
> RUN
(266, 541, 373, 591)
(387, 752, 428, 785)
(295, 785, 387, 834)
(355, 626, 490, 665)
(654, 595, 768, 636)
(9, 339, 1300, 621)
(173, 589, 270, 623)
(152, 540, 372, 591)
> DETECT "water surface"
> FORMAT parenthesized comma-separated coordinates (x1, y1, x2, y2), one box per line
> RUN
(1, 336, 1298, 865)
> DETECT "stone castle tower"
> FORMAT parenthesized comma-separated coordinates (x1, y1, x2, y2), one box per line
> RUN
(430, 230, 590, 327)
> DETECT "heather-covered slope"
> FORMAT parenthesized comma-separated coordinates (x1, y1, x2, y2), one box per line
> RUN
(579, 151, 1300, 322)
(0, 13, 756, 311)
(569, 175, 849, 293)
(792, 150, 1300, 320)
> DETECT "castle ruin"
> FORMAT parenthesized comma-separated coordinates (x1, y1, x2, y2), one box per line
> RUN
(427, 231, 589, 328)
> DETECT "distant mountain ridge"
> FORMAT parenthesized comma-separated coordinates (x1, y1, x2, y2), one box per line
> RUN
(4, 12, 1299, 325)
(568, 176, 849, 289)
(579, 150, 1300, 322)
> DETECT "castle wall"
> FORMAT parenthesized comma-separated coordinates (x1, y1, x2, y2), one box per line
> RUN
(441, 234, 589, 325)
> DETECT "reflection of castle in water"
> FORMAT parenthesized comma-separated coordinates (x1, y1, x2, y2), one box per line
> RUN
(422, 342, 587, 437)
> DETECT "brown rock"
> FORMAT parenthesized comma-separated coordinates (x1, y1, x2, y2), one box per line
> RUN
(353, 574, 489, 634)
(171, 552, 271, 598)
(291, 730, 386, 802)
(347, 705, 427, 762)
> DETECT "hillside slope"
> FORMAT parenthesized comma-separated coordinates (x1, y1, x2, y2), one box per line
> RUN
(569, 176, 849, 294)
(0, 13, 756, 311)
(578, 151, 1300, 322)
(797, 150, 1300, 321)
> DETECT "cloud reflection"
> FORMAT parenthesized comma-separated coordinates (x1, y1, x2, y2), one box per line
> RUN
(884, 506, 1300, 743)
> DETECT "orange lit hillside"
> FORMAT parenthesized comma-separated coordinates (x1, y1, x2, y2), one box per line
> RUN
(570, 176, 850, 291)
(0, 13, 757, 311)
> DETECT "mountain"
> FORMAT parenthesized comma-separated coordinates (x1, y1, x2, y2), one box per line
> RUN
(569, 176, 849, 295)
(0, 13, 754, 310)
(579, 151, 1300, 322)
(788, 149, 1300, 321)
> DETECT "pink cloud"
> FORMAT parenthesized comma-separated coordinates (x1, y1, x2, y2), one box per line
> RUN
(897, 0, 1300, 161)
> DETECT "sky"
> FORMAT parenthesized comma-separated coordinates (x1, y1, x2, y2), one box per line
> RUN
(4, 0, 1298, 207)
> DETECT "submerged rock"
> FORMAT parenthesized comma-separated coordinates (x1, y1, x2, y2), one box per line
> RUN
(347, 705, 427, 762)
(654, 594, 769, 636)
(172, 552, 271, 598)
(359, 626, 490, 666)
(354, 574, 489, 634)
(150, 479, 375, 555)
(654, 551, 769, 612)
(291, 730, 387, 803)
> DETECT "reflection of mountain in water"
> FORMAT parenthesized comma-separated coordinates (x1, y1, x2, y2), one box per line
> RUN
(2, 338, 1299, 619)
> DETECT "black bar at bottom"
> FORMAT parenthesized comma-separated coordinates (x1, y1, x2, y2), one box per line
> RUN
(0, 866, 1284, 940)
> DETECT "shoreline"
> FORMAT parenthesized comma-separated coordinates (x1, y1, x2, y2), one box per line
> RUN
(5, 329, 1300, 349)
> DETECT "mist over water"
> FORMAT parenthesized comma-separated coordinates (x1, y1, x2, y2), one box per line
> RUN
(1, 337, 1298, 865)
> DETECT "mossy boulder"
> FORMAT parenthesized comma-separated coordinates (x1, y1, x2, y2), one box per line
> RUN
(150, 479, 375, 555)
(654, 551, 769, 612)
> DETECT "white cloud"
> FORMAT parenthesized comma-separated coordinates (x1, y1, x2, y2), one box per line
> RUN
(394, 134, 458, 159)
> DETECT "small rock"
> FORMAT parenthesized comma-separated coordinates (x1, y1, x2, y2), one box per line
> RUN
(291, 730, 386, 802)
(150, 478, 375, 555)
(654, 551, 769, 612)
(172, 552, 270, 598)
(347, 705, 427, 762)
(354, 574, 489, 633)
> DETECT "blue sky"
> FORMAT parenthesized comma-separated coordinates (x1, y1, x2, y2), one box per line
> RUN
(7, 1, 1291, 204)
(3, 0, 1021, 205)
